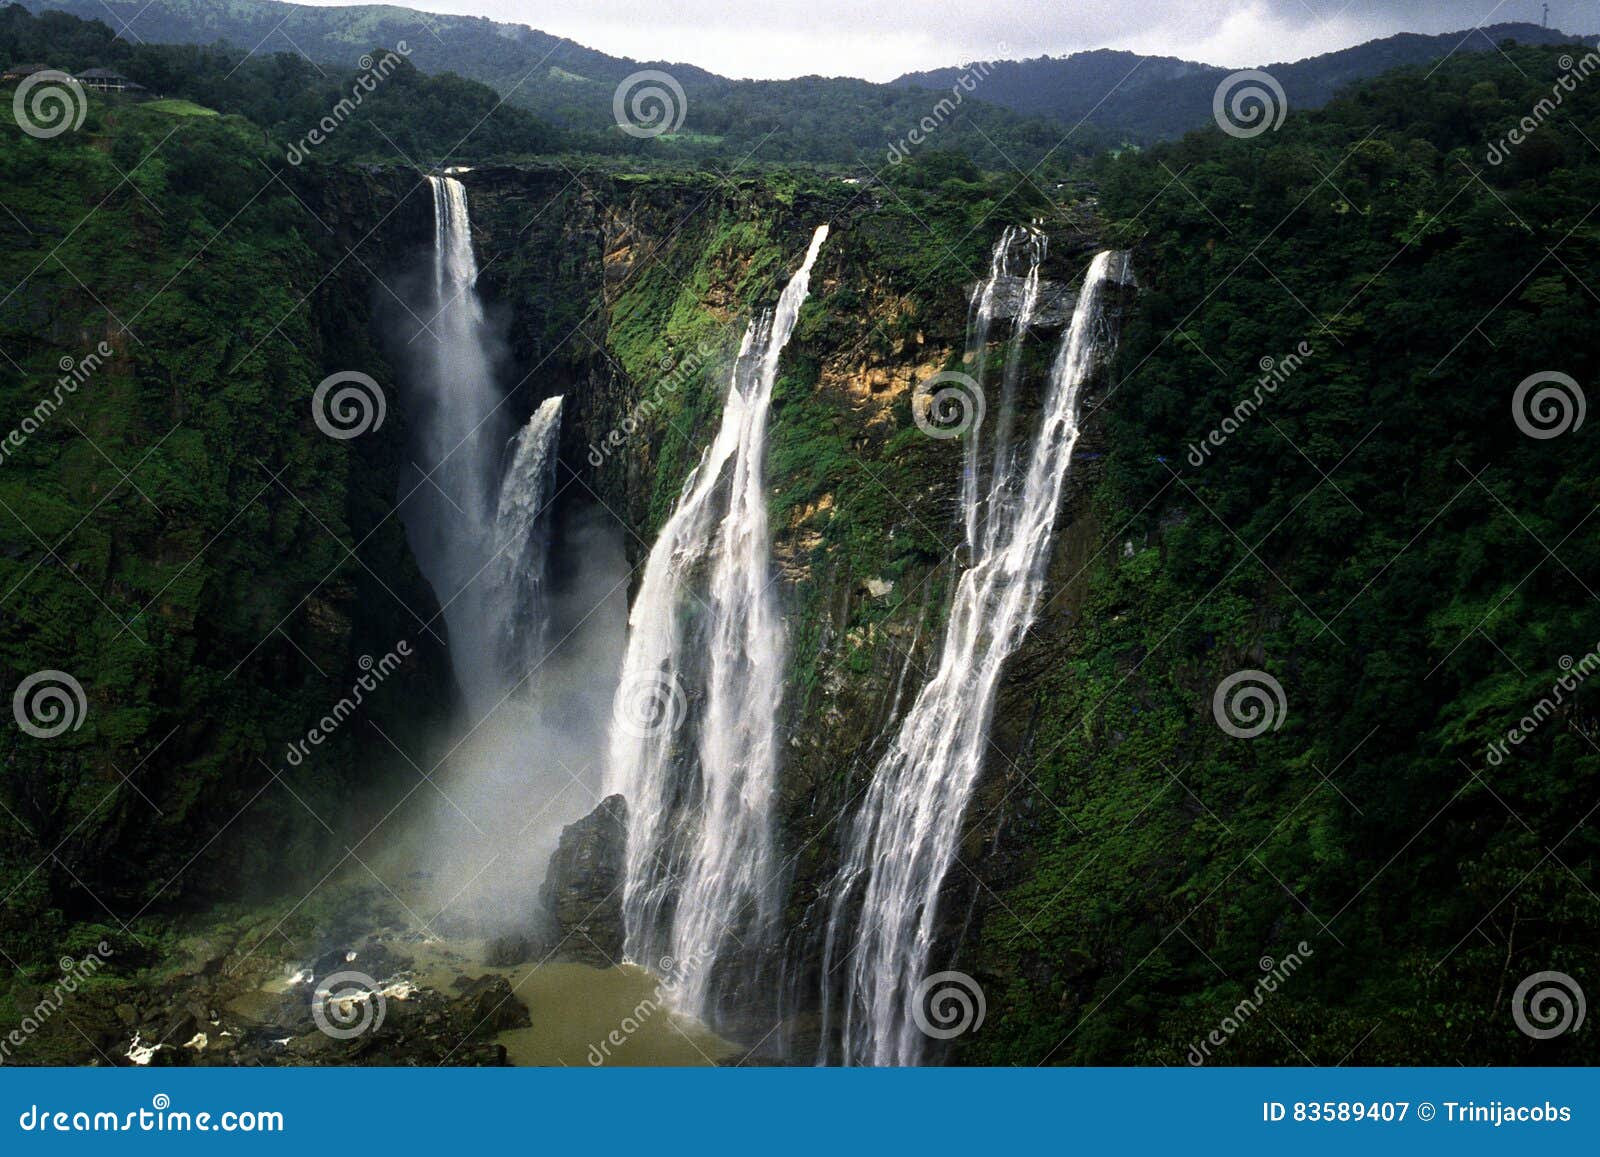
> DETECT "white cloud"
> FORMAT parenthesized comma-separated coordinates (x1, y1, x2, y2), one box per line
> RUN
(288, 0, 1567, 79)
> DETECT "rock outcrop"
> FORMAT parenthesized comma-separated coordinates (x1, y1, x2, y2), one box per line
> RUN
(538, 795, 629, 966)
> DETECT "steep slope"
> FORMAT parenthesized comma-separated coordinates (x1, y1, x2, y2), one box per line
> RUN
(26, 1, 1584, 151)
(0, 90, 453, 960)
(957, 41, 1600, 1066)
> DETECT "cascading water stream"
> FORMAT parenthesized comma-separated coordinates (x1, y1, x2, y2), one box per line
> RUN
(606, 225, 829, 1022)
(489, 395, 565, 683)
(401, 175, 532, 712)
(397, 175, 602, 934)
(824, 247, 1130, 1066)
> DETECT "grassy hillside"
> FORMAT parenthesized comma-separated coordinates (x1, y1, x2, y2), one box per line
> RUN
(17, 0, 1094, 167)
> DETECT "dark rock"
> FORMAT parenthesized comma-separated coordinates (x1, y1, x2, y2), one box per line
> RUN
(483, 933, 537, 967)
(977, 274, 1078, 329)
(538, 795, 628, 966)
(451, 975, 531, 1034)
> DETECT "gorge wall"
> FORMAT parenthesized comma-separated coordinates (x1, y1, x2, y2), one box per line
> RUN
(415, 163, 1119, 1058)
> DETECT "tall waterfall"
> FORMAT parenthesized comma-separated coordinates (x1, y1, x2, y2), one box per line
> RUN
(402, 174, 520, 712)
(489, 395, 565, 684)
(824, 246, 1130, 1066)
(607, 225, 829, 1021)
(399, 175, 602, 935)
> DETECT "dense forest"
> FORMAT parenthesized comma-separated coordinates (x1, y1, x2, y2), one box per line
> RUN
(0, 2, 1595, 1068)
(959, 42, 1600, 1064)
(5, 1, 1091, 167)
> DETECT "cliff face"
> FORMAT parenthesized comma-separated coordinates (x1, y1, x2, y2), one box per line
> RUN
(0, 121, 454, 959)
(443, 162, 1112, 1053)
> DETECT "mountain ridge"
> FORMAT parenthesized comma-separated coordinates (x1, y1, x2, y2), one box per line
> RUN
(20, 1, 1595, 144)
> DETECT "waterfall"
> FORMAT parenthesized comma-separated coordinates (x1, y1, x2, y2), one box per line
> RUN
(824, 247, 1130, 1066)
(489, 395, 565, 684)
(607, 225, 829, 1021)
(401, 174, 517, 712)
(397, 175, 608, 936)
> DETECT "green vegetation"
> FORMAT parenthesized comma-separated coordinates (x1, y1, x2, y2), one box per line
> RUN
(0, 4, 565, 163)
(0, 1, 1593, 1069)
(963, 42, 1600, 1065)
(14, 0, 1098, 169)
(0, 78, 444, 959)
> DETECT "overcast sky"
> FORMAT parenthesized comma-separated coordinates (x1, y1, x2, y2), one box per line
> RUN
(294, 1, 1574, 80)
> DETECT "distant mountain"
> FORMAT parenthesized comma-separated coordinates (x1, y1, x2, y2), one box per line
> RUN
(891, 24, 1588, 140)
(19, 1, 1595, 149)
(16, 0, 1091, 165)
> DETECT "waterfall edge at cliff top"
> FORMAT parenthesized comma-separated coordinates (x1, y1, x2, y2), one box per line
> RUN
(825, 246, 1131, 1066)
(606, 224, 830, 1026)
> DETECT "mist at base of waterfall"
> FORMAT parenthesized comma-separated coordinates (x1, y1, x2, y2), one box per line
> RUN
(401, 508, 631, 938)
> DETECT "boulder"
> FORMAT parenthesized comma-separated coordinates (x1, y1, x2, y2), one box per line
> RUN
(538, 795, 628, 965)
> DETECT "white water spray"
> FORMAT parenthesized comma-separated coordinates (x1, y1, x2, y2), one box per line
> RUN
(825, 247, 1130, 1066)
(607, 225, 829, 1020)
(400, 175, 524, 711)
(489, 395, 565, 682)
(395, 178, 617, 935)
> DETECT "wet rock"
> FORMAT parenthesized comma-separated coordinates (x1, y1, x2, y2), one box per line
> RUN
(538, 795, 628, 966)
(451, 975, 531, 1034)
(978, 274, 1077, 329)
(483, 933, 537, 967)
(174, 936, 228, 978)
